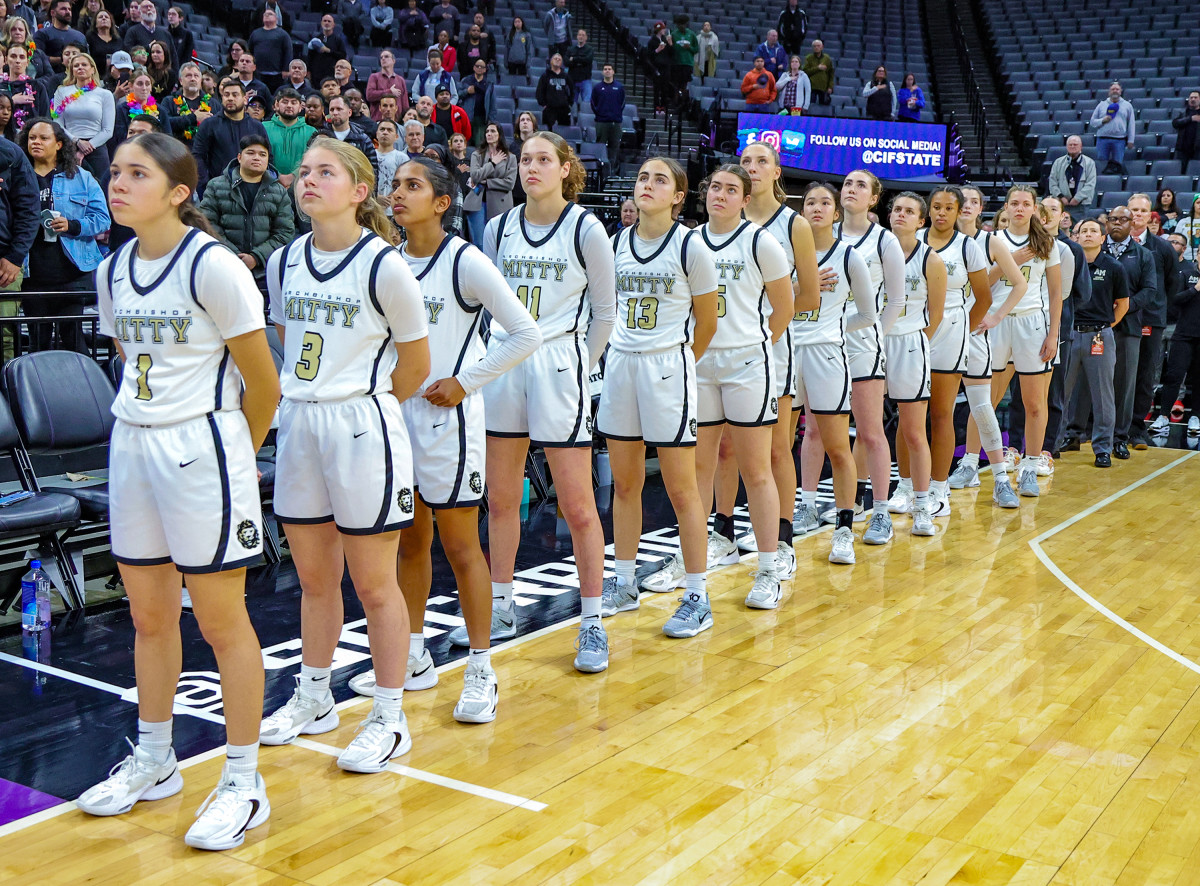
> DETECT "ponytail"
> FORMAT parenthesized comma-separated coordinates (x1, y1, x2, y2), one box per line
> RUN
(179, 201, 218, 238)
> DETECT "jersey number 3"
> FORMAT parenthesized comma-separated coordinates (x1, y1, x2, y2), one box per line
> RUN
(625, 296, 659, 330)
(295, 331, 324, 381)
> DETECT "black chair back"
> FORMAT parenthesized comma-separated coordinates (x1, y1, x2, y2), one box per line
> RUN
(4, 351, 116, 451)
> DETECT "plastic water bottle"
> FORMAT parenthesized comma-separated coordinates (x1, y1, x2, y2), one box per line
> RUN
(20, 559, 51, 633)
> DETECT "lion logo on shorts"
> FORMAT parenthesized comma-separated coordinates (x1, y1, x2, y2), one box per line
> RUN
(770, 397, 778, 416)
(236, 520, 260, 550)
(397, 488, 414, 514)
(585, 415, 594, 435)
(689, 417, 698, 436)
(469, 471, 483, 494)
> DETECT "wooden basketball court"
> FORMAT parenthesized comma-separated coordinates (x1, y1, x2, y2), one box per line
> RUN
(4, 448, 1199, 885)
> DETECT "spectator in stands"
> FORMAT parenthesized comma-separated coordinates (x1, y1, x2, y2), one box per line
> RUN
(218, 39, 248, 81)
(0, 94, 15, 140)
(413, 48, 457, 103)
(566, 28, 595, 104)
(198, 133, 293, 290)
(1062, 218, 1127, 466)
(396, 0, 429, 53)
(741, 56, 776, 112)
(420, 141, 464, 236)
(897, 73, 924, 122)
(281, 59, 314, 99)
(306, 14, 351, 86)
(536, 52, 572, 130)
(369, 0, 393, 48)
(375, 118, 402, 203)
(124, 1, 173, 67)
(428, 0, 459, 40)
(592, 62, 624, 170)
(1127, 192, 1178, 448)
(192, 78, 268, 193)
(76, 0, 105, 35)
(367, 49, 407, 119)
(0, 131, 35, 359)
(5, 0, 33, 30)
(755, 30, 787, 82)
(669, 16, 695, 95)
(38, 41, 83, 94)
(333, 58, 356, 92)
(334, 0, 365, 48)
(104, 48, 133, 95)
(1089, 81, 1136, 175)
(505, 16, 535, 78)
(1048, 135, 1096, 208)
(458, 22, 495, 77)
(262, 87, 310, 188)
(344, 87, 376, 138)
(543, 0, 571, 58)
(18, 117, 106, 352)
(50, 51, 113, 179)
(802, 39, 834, 106)
(86, 9, 121, 68)
(1176, 195, 1200, 261)
(1154, 188, 1180, 230)
(777, 0, 807, 56)
(1148, 212, 1163, 237)
(2, 42, 49, 128)
(401, 118, 426, 162)
(253, 0, 291, 33)
(1172, 90, 1200, 176)
(145, 39, 174, 102)
(233, 53, 271, 103)
(464, 121, 515, 244)
(414, 94, 446, 145)
(774, 55, 809, 114)
(319, 77, 340, 100)
(459, 57, 495, 148)
(304, 93, 325, 129)
(34, 0, 84, 70)
(431, 84, 469, 142)
(695, 21, 718, 84)
(248, 8, 291, 87)
(861, 65, 896, 120)
(323, 94, 378, 175)
(646, 21, 673, 112)
(377, 94, 399, 123)
(5, 16, 51, 81)
(165, 7, 193, 71)
(430, 30, 456, 75)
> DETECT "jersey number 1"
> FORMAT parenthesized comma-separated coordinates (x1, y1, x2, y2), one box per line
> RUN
(295, 332, 324, 381)
(134, 354, 153, 400)
(516, 285, 542, 320)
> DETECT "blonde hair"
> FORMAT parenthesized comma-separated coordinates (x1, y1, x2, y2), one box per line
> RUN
(740, 142, 788, 204)
(522, 130, 586, 200)
(68, 52, 101, 88)
(3, 16, 29, 46)
(303, 136, 395, 243)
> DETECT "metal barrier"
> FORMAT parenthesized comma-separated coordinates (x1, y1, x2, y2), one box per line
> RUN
(0, 290, 114, 370)
(946, 2, 990, 177)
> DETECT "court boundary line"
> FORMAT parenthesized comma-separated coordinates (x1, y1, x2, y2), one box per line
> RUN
(1029, 451, 1200, 675)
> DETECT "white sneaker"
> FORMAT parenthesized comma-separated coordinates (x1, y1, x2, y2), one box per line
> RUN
(793, 502, 820, 534)
(776, 541, 797, 580)
(911, 505, 935, 536)
(77, 741, 183, 816)
(744, 570, 782, 609)
(349, 647, 439, 697)
(453, 661, 498, 724)
(948, 460, 980, 489)
(929, 493, 951, 518)
(828, 526, 856, 564)
(735, 530, 758, 553)
(1189, 415, 1200, 438)
(1003, 446, 1021, 473)
(184, 769, 270, 851)
(706, 531, 739, 568)
(259, 682, 338, 745)
(886, 485, 914, 514)
(1149, 414, 1169, 434)
(337, 708, 413, 773)
(1036, 452, 1054, 476)
(640, 553, 685, 592)
(819, 501, 867, 524)
(448, 601, 517, 646)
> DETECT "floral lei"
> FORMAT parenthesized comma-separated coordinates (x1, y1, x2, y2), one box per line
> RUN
(172, 92, 211, 141)
(50, 83, 97, 120)
(126, 93, 159, 117)
(1, 74, 35, 133)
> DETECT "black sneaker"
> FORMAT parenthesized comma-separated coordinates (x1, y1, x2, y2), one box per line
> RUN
(1060, 437, 1080, 452)
(1113, 442, 1130, 460)
(1095, 452, 1111, 468)
(1130, 432, 1149, 451)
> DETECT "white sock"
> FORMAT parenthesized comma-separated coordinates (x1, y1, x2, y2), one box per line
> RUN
(580, 595, 602, 624)
(409, 632, 425, 658)
(802, 489, 818, 508)
(614, 559, 637, 586)
(757, 549, 777, 577)
(374, 685, 404, 720)
(930, 479, 948, 498)
(224, 741, 258, 779)
(897, 477, 913, 492)
(137, 718, 172, 764)
(914, 491, 929, 509)
(990, 461, 1007, 480)
(299, 664, 332, 699)
(468, 648, 491, 669)
(491, 581, 514, 606)
(684, 572, 707, 602)
(873, 500, 888, 515)
(959, 452, 980, 468)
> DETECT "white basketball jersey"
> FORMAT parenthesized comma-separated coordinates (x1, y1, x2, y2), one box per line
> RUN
(98, 229, 265, 426)
(400, 235, 484, 391)
(611, 222, 715, 352)
(891, 241, 932, 337)
(990, 229, 1058, 315)
(920, 229, 987, 311)
(491, 203, 600, 342)
(269, 230, 426, 401)
(794, 238, 860, 346)
(701, 221, 789, 350)
(968, 229, 995, 315)
(760, 203, 800, 272)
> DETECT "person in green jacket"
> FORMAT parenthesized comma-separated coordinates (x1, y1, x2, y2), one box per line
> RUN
(670, 14, 696, 93)
(262, 86, 316, 188)
(198, 133, 295, 290)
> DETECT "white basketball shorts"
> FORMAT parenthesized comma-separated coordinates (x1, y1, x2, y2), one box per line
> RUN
(884, 330, 932, 402)
(794, 340, 852, 415)
(965, 329, 992, 380)
(773, 326, 797, 400)
(696, 343, 778, 427)
(483, 336, 592, 448)
(930, 303, 969, 374)
(595, 346, 698, 447)
(846, 325, 886, 382)
(403, 390, 486, 509)
(990, 310, 1052, 375)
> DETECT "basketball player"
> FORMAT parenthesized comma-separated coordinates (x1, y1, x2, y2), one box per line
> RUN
(949, 185, 1027, 505)
(597, 156, 718, 637)
(692, 164, 792, 609)
(794, 182, 876, 564)
(879, 193, 946, 537)
(918, 186, 994, 517)
(482, 131, 616, 672)
(260, 138, 431, 773)
(347, 158, 542, 723)
(79, 134, 280, 851)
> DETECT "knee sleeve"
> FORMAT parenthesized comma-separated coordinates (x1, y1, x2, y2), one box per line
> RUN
(967, 385, 1004, 455)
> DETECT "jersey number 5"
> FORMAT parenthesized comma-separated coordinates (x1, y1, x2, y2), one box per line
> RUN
(134, 354, 153, 401)
(716, 285, 727, 318)
(625, 296, 659, 330)
(516, 285, 542, 320)
(295, 331, 324, 381)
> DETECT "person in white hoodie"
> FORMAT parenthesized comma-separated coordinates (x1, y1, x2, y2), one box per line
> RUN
(774, 54, 810, 113)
